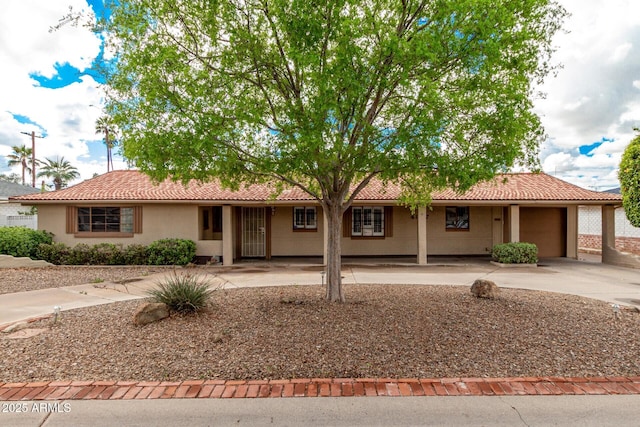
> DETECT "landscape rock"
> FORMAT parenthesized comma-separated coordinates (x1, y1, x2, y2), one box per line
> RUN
(133, 302, 169, 326)
(471, 279, 499, 299)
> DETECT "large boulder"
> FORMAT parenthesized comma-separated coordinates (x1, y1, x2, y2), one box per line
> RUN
(471, 279, 499, 299)
(133, 302, 169, 326)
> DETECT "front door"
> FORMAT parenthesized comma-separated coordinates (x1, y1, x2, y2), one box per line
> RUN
(241, 207, 266, 257)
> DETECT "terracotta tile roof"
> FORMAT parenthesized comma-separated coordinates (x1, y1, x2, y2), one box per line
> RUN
(10, 170, 621, 204)
(431, 173, 622, 202)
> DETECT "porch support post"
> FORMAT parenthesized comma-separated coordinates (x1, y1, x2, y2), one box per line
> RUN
(491, 206, 503, 247)
(222, 205, 233, 266)
(601, 204, 616, 264)
(509, 204, 520, 243)
(417, 206, 428, 265)
(602, 204, 640, 267)
(323, 207, 329, 265)
(566, 205, 578, 259)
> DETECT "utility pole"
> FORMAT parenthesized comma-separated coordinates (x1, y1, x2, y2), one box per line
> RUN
(20, 131, 45, 188)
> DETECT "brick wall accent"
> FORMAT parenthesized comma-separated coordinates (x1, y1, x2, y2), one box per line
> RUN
(579, 234, 640, 256)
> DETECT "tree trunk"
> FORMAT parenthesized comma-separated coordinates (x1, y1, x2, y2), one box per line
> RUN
(325, 201, 345, 302)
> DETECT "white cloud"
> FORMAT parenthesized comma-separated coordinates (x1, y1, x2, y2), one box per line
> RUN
(0, 0, 106, 186)
(535, 0, 640, 189)
(609, 43, 633, 63)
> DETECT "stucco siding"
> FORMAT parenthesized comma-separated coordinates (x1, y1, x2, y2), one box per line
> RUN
(36, 205, 66, 238)
(427, 206, 494, 255)
(39, 204, 202, 249)
(271, 206, 324, 256)
(342, 207, 417, 256)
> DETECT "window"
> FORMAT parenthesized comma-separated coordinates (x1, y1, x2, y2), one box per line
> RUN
(200, 206, 223, 240)
(446, 206, 469, 230)
(352, 206, 385, 236)
(293, 207, 317, 230)
(72, 206, 141, 235)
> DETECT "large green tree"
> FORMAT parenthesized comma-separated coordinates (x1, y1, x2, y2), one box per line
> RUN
(37, 156, 80, 191)
(619, 132, 640, 227)
(102, 0, 566, 302)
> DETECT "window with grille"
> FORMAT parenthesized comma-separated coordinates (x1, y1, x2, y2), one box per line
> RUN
(352, 206, 384, 237)
(69, 206, 141, 235)
(293, 207, 317, 230)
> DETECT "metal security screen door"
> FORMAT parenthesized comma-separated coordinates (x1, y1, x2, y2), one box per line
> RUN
(242, 207, 266, 257)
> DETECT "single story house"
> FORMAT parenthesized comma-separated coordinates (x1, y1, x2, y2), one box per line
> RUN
(0, 180, 39, 229)
(11, 170, 635, 267)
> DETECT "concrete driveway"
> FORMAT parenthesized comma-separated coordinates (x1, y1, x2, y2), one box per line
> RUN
(2, 256, 639, 329)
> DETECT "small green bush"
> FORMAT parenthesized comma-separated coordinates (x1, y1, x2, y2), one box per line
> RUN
(148, 272, 214, 313)
(68, 243, 92, 265)
(147, 239, 196, 266)
(0, 226, 53, 258)
(491, 242, 538, 264)
(89, 243, 126, 265)
(36, 242, 70, 264)
(123, 244, 148, 265)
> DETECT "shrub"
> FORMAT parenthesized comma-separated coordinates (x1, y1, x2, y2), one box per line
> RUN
(89, 243, 126, 265)
(123, 244, 148, 265)
(0, 226, 53, 258)
(491, 242, 538, 264)
(33, 239, 193, 266)
(36, 242, 71, 264)
(147, 239, 196, 266)
(68, 243, 92, 265)
(147, 272, 214, 313)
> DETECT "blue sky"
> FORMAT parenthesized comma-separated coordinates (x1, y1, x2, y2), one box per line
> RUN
(1, 0, 639, 190)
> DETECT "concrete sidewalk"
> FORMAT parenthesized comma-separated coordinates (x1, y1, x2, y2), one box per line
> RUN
(3, 395, 640, 426)
(2, 257, 640, 329)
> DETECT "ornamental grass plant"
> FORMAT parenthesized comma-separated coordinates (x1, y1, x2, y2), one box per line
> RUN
(148, 271, 215, 313)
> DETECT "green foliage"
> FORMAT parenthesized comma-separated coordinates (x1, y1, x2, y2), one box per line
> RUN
(101, 0, 566, 301)
(67, 243, 92, 265)
(36, 239, 195, 266)
(104, 0, 566, 195)
(0, 172, 22, 184)
(6, 145, 34, 186)
(89, 243, 126, 265)
(492, 243, 538, 264)
(35, 242, 70, 265)
(37, 156, 80, 190)
(0, 227, 53, 258)
(122, 244, 149, 265)
(147, 272, 213, 313)
(146, 239, 196, 266)
(619, 132, 640, 227)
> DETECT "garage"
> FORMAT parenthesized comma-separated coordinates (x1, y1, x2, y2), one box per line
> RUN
(519, 207, 567, 258)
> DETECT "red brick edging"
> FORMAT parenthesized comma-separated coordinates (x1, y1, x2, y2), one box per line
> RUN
(2, 377, 640, 400)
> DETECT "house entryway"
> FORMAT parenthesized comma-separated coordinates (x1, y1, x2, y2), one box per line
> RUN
(241, 207, 266, 257)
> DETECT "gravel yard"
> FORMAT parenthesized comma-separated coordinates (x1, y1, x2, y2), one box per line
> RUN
(2, 268, 640, 383)
(0, 266, 171, 295)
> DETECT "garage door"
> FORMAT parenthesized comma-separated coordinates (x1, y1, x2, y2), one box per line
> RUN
(519, 207, 566, 257)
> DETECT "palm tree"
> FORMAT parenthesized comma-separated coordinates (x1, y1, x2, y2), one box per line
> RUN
(95, 116, 117, 172)
(6, 145, 34, 185)
(37, 156, 80, 190)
